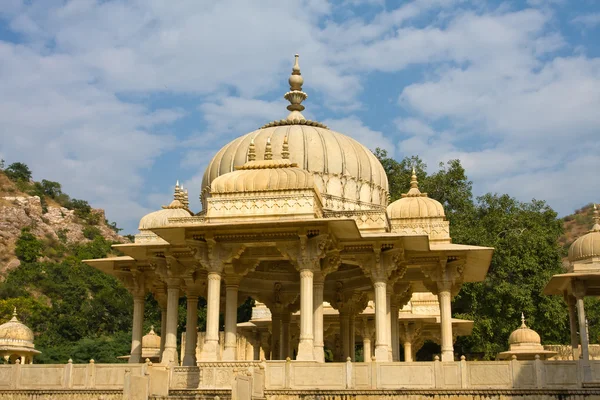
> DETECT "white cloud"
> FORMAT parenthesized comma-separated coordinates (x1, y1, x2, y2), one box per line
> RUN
(323, 116, 395, 156)
(571, 13, 600, 29)
(0, 0, 598, 234)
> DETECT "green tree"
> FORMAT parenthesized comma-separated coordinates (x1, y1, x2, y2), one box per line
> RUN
(375, 151, 568, 359)
(41, 179, 62, 198)
(452, 194, 568, 358)
(14, 228, 44, 263)
(4, 162, 32, 182)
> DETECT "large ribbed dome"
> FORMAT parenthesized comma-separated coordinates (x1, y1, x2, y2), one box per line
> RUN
(201, 55, 388, 210)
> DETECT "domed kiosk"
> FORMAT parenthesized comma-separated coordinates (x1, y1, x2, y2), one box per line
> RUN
(85, 55, 494, 367)
(544, 204, 600, 370)
(497, 314, 556, 360)
(118, 326, 162, 363)
(0, 308, 40, 364)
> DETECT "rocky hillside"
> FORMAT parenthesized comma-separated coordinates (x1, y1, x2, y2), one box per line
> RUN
(0, 167, 128, 276)
(559, 203, 597, 251)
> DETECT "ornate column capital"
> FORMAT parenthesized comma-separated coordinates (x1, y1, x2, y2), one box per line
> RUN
(421, 257, 465, 296)
(278, 233, 332, 272)
(195, 238, 246, 273)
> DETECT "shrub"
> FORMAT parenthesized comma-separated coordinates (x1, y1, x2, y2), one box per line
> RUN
(15, 228, 43, 263)
(82, 226, 102, 240)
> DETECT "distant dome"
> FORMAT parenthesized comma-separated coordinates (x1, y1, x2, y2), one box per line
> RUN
(0, 308, 35, 349)
(201, 55, 388, 211)
(387, 170, 450, 242)
(387, 170, 445, 219)
(508, 315, 541, 346)
(568, 205, 600, 262)
(142, 326, 161, 350)
(139, 182, 193, 231)
(211, 139, 314, 194)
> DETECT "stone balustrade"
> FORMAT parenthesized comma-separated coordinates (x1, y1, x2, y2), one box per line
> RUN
(2, 359, 600, 399)
(264, 358, 600, 391)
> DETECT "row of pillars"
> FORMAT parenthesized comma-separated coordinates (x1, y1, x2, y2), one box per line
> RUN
(128, 269, 456, 365)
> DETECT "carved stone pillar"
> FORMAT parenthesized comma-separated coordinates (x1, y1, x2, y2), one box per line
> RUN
(438, 280, 454, 362)
(390, 303, 399, 361)
(363, 336, 372, 362)
(153, 287, 167, 362)
(281, 312, 291, 359)
(129, 293, 145, 363)
(260, 331, 271, 361)
(386, 287, 393, 361)
(340, 312, 350, 361)
(573, 282, 590, 361)
(161, 278, 180, 366)
(200, 271, 222, 361)
(349, 314, 356, 361)
(400, 322, 420, 362)
(565, 293, 579, 357)
(271, 310, 281, 360)
(313, 273, 325, 362)
(223, 278, 240, 361)
(182, 293, 199, 366)
(373, 280, 389, 361)
(296, 268, 314, 361)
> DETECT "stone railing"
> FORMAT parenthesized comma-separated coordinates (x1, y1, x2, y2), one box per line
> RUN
(264, 358, 600, 391)
(2, 359, 600, 400)
(0, 361, 145, 391)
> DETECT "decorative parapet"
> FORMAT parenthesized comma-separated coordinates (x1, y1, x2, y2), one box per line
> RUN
(167, 216, 206, 225)
(323, 209, 389, 233)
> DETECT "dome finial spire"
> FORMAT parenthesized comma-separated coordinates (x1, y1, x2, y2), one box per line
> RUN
(592, 203, 600, 232)
(10, 307, 18, 322)
(520, 312, 527, 328)
(402, 166, 424, 197)
(284, 54, 308, 122)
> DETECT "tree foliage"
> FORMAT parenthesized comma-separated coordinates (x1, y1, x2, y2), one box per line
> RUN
(375, 149, 571, 359)
(4, 162, 32, 182)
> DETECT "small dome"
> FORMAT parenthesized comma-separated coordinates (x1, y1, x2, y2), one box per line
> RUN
(387, 170, 445, 219)
(142, 326, 161, 349)
(211, 140, 314, 194)
(508, 314, 541, 346)
(0, 308, 35, 349)
(568, 204, 600, 262)
(138, 182, 193, 230)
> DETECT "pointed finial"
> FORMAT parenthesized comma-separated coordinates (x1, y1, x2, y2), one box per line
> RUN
(282, 135, 290, 160)
(289, 54, 303, 91)
(149, 325, 155, 334)
(402, 166, 423, 197)
(592, 204, 600, 232)
(174, 181, 181, 201)
(248, 138, 256, 162)
(520, 312, 527, 328)
(410, 167, 418, 188)
(264, 137, 273, 160)
(284, 54, 307, 121)
(183, 189, 189, 208)
(10, 307, 18, 322)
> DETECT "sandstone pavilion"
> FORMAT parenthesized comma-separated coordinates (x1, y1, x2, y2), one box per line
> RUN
(0, 308, 40, 364)
(85, 55, 494, 366)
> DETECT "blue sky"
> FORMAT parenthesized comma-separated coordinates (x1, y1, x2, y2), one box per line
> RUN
(0, 0, 599, 233)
